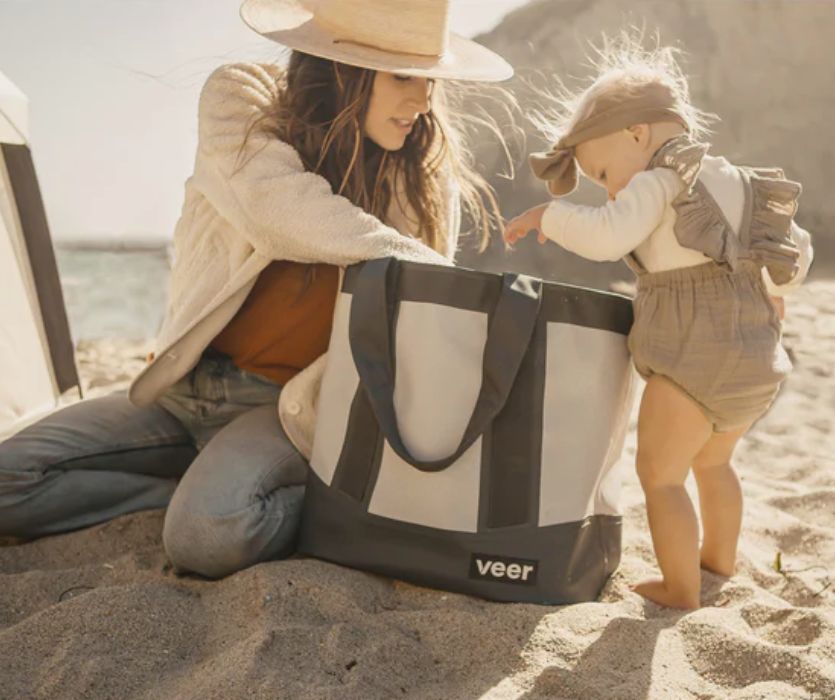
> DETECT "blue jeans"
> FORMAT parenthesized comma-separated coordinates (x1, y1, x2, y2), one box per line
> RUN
(0, 349, 307, 578)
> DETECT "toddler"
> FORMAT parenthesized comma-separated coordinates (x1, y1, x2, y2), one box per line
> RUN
(505, 36, 814, 609)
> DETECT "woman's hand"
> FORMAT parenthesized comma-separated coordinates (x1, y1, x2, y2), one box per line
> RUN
(503, 204, 550, 246)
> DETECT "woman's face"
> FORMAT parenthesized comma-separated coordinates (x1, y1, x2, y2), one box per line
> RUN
(363, 72, 434, 151)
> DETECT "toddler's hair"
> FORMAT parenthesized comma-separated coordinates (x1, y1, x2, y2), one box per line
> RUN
(531, 29, 718, 146)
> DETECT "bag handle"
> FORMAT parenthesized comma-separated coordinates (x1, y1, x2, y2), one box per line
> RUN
(348, 257, 542, 472)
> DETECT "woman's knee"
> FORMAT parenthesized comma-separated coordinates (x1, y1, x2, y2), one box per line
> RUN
(162, 484, 305, 578)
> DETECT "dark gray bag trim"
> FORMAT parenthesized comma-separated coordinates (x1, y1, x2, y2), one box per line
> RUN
(301, 471, 622, 604)
(348, 257, 543, 472)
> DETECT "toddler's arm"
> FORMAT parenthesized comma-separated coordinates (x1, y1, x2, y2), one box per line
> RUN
(762, 221, 814, 297)
(535, 168, 682, 262)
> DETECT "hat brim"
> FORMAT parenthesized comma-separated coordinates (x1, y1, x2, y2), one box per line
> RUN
(240, 0, 514, 82)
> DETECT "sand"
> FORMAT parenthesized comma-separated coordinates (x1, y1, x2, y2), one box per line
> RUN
(1, 282, 833, 700)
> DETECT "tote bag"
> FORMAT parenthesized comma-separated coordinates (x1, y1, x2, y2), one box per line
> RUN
(299, 257, 634, 604)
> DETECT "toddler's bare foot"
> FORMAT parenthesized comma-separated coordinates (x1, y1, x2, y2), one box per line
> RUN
(631, 578, 700, 609)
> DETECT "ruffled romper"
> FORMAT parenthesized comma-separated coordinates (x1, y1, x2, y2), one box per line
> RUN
(626, 136, 802, 432)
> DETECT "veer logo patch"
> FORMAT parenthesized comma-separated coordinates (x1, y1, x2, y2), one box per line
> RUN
(469, 553, 538, 585)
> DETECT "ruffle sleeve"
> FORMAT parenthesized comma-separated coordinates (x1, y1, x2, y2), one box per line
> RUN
(647, 136, 803, 281)
(741, 167, 803, 286)
(647, 136, 743, 267)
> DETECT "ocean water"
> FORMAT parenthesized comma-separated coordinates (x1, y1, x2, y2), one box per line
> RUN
(55, 247, 171, 342)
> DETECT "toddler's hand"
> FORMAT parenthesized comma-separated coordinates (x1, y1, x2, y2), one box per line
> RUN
(769, 296, 785, 321)
(504, 204, 549, 246)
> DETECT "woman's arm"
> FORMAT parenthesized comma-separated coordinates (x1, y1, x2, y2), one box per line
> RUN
(387, 164, 461, 261)
(192, 63, 450, 267)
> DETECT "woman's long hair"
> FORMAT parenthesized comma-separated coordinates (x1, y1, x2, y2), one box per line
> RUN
(250, 51, 508, 254)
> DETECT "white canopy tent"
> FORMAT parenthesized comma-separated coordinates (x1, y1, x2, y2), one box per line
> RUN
(0, 69, 79, 438)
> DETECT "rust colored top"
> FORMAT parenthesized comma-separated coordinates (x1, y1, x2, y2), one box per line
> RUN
(211, 261, 340, 385)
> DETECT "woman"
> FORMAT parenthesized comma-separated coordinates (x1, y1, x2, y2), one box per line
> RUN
(0, 0, 513, 577)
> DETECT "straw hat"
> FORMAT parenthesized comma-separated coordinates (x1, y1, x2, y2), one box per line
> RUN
(240, 0, 513, 82)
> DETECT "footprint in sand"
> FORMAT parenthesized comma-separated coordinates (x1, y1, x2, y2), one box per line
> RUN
(677, 613, 835, 697)
(739, 603, 830, 647)
(768, 490, 835, 529)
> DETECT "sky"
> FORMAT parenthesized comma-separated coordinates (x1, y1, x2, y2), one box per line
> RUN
(0, 0, 529, 244)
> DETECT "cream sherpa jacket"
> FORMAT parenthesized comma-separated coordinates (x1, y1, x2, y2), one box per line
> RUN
(128, 63, 459, 458)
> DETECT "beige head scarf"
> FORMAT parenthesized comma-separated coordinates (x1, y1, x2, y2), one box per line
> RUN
(529, 82, 690, 196)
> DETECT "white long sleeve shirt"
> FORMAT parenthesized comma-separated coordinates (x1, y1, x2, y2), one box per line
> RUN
(540, 155, 813, 296)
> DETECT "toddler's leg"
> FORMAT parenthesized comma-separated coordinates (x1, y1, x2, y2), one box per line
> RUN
(692, 425, 748, 577)
(633, 376, 712, 609)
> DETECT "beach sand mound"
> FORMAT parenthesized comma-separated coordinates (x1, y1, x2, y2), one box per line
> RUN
(1, 282, 834, 700)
